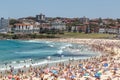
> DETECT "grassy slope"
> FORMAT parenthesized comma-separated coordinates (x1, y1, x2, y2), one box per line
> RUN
(0, 33, 116, 39)
(56, 32, 116, 39)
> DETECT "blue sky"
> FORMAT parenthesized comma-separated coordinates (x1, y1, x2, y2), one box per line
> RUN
(0, 0, 120, 18)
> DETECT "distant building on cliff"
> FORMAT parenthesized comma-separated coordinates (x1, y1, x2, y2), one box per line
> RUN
(99, 26, 120, 34)
(0, 18, 9, 33)
(79, 16, 89, 24)
(51, 20, 66, 30)
(36, 13, 46, 23)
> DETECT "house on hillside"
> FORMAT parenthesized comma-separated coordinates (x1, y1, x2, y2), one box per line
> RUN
(99, 28, 106, 33)
(76, 26, 87, 32)
(99, 26, 120, 34)
(51, 20, 66, 30)
(12, 23, 40, 34)
(79, 16, 89, 24)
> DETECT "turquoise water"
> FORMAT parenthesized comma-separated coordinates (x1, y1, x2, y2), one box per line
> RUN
(0, 40, 100, 70)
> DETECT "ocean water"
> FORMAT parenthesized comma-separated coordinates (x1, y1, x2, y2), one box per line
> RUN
(0, 40, 100, 70)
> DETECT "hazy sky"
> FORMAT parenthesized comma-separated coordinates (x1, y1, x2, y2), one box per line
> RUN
(0, 0, 120, 18)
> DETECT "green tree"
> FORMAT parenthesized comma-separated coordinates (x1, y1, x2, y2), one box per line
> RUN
(9, 19, 20, 25)
(98, 17, 103, 24)
(117, 18, 120, 23)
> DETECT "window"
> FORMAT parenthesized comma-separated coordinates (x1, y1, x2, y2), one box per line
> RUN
(26, 25, 27, 29)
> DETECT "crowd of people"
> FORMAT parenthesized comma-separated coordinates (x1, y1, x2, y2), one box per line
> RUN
(0, 39, 120, 80)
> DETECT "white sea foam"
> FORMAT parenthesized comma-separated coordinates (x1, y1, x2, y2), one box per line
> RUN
(0, 58, 68, 71)
(15, 50, 41, 54)
(15, 50, 56, 54)
(56, 43, 73, 54)
(23, 40, 40, 43)
(57, 49, 63, 54)
(60, 44, 72, 49)
(20, 60, 25, 63)
(45, 41, 52, 44)
(49, 45, 54, 47)
(0, 56, 93, 71)
(12, 61, 16, 64)
(22, 40, 44, 43)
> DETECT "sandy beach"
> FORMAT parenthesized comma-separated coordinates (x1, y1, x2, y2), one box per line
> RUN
(0, 38, 120, 80)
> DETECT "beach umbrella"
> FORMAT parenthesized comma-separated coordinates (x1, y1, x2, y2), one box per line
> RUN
(79, 64, 83, 67)
(103, 63, 108, 67)
(98, 71, 102, 75)
(51, 70, 58, 74)
(84, 73, 89, 76)
(94, 72, 101, 78)
(71, 75, 76, 79)
(82, 67, 86, 71)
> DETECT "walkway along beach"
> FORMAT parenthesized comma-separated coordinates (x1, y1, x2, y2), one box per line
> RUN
(0, 38, 120, 80)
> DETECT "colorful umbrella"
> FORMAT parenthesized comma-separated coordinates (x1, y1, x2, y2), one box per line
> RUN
(103, 63, 108, 67)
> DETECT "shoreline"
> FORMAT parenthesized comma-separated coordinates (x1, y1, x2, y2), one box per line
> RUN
(0, 38, 120, 80)
(0, 39, 100, 71)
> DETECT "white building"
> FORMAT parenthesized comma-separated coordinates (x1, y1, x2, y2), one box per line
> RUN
(99, 28, 106, 33)
(51, 20, 66, 30)
(99, 27, 120, 34)
(0, 18, 9, 33)
(106, 28, 118, 34)
(12, 23, 40, 34)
